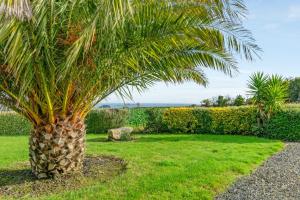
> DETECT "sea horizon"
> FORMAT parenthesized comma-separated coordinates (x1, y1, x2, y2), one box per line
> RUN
(97, 102, 195, 109)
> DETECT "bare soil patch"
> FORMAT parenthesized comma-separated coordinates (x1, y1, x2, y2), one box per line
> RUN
(0, 156, 127, 199)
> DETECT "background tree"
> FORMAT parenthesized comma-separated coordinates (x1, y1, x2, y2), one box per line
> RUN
(0, 0, 259, 178)
(248, 72, 288, 128)
(201, 99, 212, 107)
(216, 95, 231, 107)
(233, 95, 245, 106)
(288, 77, 300, 102)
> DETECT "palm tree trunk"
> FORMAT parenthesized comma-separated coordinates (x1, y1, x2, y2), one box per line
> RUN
(29, 117, 85, 179)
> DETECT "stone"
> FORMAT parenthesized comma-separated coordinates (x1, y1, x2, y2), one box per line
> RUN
(108, 127, 133, 141)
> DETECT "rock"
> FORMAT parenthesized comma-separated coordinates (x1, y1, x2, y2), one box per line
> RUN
(108, 127, 133, 141)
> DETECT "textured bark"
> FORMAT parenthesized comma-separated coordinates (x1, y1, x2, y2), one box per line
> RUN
(29, 117, 85, 179)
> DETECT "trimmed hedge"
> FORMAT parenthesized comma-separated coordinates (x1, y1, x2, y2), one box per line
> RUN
(1, 106, 300, 141)
(0, 112, 32, 135)
(265, 110, 300, 141)
(162, 107, 257, 135)
(85, 109, 128, 133)
(127, 108, 148, 127)
(144, 106, 300, 141)
(163, 108, 198, 133)
(0, 109, 128, 135)
(145, 108, 168, 132)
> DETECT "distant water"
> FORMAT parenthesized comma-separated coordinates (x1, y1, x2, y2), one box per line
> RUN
(97, 103, 193, 109)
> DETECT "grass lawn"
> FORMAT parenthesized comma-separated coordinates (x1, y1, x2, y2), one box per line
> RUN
(0, 134, 283, 200)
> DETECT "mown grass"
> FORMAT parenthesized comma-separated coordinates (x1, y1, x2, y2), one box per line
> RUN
(0, 134, 283, 200)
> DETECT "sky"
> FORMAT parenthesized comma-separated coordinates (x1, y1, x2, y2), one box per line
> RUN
(104, 0, 300, 104)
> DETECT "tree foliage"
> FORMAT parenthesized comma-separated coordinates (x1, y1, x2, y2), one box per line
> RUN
(233, 94, 245, 106)
(0, 0, 260, 126)
(216, 95, 231, 107)
(288, 77, 300, 102)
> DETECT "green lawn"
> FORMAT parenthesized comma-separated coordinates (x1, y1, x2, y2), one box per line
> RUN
(0, 134, 283, 200)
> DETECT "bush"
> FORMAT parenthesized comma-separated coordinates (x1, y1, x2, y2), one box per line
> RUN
(85, 109, 128, 133)
(162, 107, 257, 135)
(0, 109, 129, 135)
(1, 106, 300, 141)
(205, 107, 257, 135)
(127, 108, 148, 127)
(265, 110, 300, 141)
(0, 112, 32, 135)
(145, 108, 168, 132)
(163, 108, 198, 133)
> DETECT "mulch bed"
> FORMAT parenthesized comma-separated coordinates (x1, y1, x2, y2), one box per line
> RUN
(216, 143, 300, 200)
(0, 156, 127, 199)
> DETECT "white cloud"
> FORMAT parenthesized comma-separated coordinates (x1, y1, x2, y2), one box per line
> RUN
(288, 5, 300, 20)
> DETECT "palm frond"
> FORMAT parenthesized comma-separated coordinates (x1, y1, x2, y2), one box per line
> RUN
(0, 0, 260, 124)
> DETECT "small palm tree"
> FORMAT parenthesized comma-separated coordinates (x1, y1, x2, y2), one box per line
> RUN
(248, 72, 288, 127)
(0, 0, 259, 178)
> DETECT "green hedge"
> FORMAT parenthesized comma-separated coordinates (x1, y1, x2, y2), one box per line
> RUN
(0, 109, 128, 135)
(127, 108, 148, 127)
(1, 106, 300, 141)
(145, 108, 168, 132)
(0, 112, 32, 135)
(265, 110, 300, 141)
(162, 107, 257, 135)
(85, 109, 128, 133)
(142, 106, 300, 141)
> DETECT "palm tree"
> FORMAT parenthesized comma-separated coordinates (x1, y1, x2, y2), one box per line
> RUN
(0, 0, 260, 178)
(248, 72, 288, 128)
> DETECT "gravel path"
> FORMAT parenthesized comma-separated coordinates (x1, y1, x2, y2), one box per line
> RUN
(216, 143, 300, 200)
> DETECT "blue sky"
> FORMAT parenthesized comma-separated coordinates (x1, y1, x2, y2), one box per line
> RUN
(105, 0, 300, 104)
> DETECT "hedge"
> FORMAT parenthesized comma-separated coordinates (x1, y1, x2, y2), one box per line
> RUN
(145, 108, 168, 132)
(1, 106, 300, 141)
(145, 106, 300, 141)
(265, 110, 300, 141)
(0, 109, 128, 135)
(85, 109, 128, 133)
(0, 112, 32, 135)
(162, 107, 258, 135)
(127, 108, 148, 127)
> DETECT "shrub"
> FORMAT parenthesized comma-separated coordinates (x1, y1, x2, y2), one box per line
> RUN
(162, 107, 257, 135)
(207, 107, 257, 135)
(163, 108, 198, 133)
(85, 109, 128, 133)
(265, 110, 300, 141)
(233, 95, 245, 106)
(127, 108, 148, 127)
(0, 109, 129, 135)
(145, 108, 168, 132)
(0, 112, 32, 135)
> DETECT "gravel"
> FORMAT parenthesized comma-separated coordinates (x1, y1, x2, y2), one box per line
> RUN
(216, 143, 300, 200)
